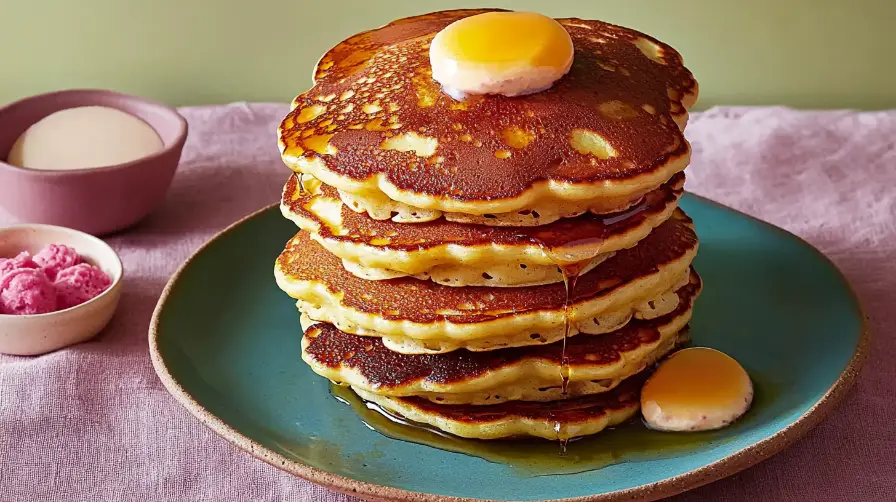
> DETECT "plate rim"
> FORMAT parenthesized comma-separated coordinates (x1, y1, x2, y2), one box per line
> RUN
(149, 196, 871, 502)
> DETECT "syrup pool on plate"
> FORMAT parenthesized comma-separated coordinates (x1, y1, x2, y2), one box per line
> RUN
(330, 380, 772, 476)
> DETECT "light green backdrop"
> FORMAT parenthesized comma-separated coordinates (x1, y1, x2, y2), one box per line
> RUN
(3, 0, 893, 109)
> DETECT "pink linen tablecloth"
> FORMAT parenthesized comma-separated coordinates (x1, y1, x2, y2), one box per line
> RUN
(0, 104, 893, 501)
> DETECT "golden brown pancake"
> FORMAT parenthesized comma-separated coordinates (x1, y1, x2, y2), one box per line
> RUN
(278, 9, 697, 224)
(352, 370, 649, 440)
(302, 269, 699, 405)
(280, 172, 684, 287)
(275, 209, 698, 353)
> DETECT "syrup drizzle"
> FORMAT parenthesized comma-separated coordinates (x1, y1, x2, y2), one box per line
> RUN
(519, 197, 648, 434)
(558, 262, 585, 396)
(520, 237, 595, 453)
(556, 261, 585, 454)
(600, 196, 648, 225)
(554, 422, 568, 455)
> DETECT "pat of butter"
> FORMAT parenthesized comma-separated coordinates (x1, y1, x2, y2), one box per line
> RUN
(7, 106, 164, 170)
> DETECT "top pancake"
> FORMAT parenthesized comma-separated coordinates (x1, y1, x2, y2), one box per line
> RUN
(279, 9, 697, 220)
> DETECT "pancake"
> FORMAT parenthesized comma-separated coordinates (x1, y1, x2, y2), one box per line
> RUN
(275, 209, 698, 354)
(302, 269, 699, 405)
(278, 9, 697, 225)
(352, 370, 649, 440)
(281, 172, 684, 287)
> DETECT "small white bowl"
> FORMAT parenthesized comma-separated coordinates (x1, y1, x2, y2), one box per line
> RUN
(0, 224, 123, 355)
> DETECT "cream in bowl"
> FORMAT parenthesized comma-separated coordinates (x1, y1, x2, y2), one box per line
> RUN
(0, 224, 123, 356)
(0, 89, 188, 235)
(7, 105, 165, 171)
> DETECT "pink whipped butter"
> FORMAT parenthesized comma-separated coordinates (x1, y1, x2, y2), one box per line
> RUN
(55, 263, 112, 310)
(33, 244, 82, 280)
(0, 251, 39, 276)
(0, 268, 57, 315)
(0, 244, 111, 315)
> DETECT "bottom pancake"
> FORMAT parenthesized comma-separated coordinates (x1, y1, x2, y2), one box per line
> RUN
(351, 372, 648, 441)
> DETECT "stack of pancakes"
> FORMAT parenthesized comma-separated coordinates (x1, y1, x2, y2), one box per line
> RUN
(274, 9, 700, 441)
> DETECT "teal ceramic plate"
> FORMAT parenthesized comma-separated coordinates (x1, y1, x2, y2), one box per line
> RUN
(150, 194, 868, 502)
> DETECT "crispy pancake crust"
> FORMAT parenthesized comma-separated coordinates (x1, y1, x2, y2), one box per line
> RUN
(303, 269, 699, 404)
(274, 209, 698, 349)
(279, 9, 697, 218)
(281, 173, 683, 287)
(352, 371, 647, 440)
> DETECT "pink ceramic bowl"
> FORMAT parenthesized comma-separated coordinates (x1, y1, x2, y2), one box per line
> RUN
(0, 89, 187, 236)
(0, 224, 123, 356)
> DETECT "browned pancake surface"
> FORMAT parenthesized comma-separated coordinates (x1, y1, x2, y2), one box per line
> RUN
(279, 9, 695, 201)
(304, 270, 698, 389)
(284, 173, 683, 252)
(277, 210, 697, 323)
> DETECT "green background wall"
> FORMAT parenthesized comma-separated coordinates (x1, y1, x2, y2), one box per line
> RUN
(2, 0, 893, 109)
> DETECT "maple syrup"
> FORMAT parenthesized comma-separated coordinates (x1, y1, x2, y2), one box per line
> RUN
(329, 381, 773, 475)
(600, 197, 648, 225)
(522, 236, 597, 448)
